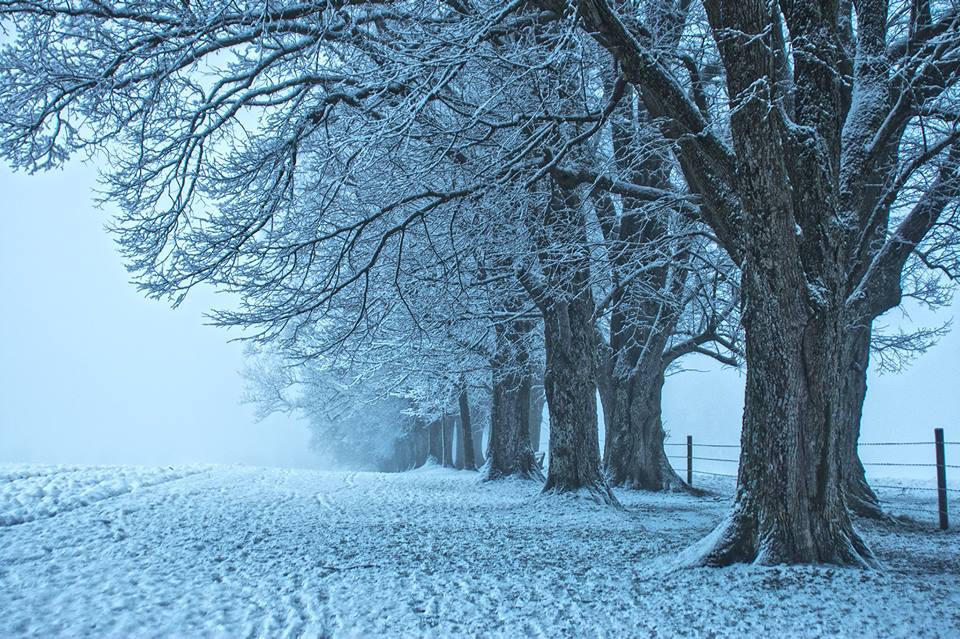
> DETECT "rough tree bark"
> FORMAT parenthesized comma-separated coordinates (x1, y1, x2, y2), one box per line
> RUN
(483, 318, 542, 480)
(441, 414, 455, 468)
(677, 0, 873, 566)
(839, 326, 884, 518)
(473, 422, 485, 469)
(593, 207, 689, 493)
(699, 259, 873, 565)
(541, 297, 609, 496)
(411, 418, 430, 469)
(600, 354, 687, 490)
(531, 182, 616, 503)
(458, 384, 477, 471)
(427, 418, 443, 464)
(529, 379, 546, 452)
(591, 68, 697, 492)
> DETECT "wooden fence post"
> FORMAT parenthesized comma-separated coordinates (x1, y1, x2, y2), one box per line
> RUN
(935, 428, 949, 530)
(687, 435, 693, 486)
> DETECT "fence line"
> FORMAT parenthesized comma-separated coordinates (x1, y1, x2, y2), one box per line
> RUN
(664, 442, 739, 448)
(665, 428, 954, 530)
(872, 483, 960, 494)
(863, 462, 960, 469)
(860, 441, 960, 446)
(689, 470, 737, 478)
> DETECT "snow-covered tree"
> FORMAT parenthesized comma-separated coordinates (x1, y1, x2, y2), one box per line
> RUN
(4, 0, 959, 567)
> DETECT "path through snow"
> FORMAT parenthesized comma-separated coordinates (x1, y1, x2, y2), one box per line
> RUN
(0, 465, 957, 637)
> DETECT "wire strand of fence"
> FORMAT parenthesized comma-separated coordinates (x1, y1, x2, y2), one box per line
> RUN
(666, 454, 739, 463)
(665, 433, 955, 531)
(664, 442, 740, 448)
(689, 470, 737, 478)
(859, 441, 960, 446)
(872, 484, 960, 494)
(863, 462, 960, 469)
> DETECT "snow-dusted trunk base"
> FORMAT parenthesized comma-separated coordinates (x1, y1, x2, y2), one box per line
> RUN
(601, 364, 688, 491)
(483, 322, 541, 481)
(531, 185, 615, 504)
(541, 295, 616, 504)
(690, 264, 874, 566)
(839, 326, 884, 519)
(483, 374, 541, 481)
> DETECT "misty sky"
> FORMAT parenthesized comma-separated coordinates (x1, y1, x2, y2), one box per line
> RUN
(1, 162, 957, 473)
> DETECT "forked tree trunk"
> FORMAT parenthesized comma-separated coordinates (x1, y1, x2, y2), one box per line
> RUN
(458, 385, 477, 471)
(839, 325, 884, 518)
(592, 80, 689, 492)
(695, 264, 873, 566)
(685, 0, 875, 566)
(534, 183, 615, 504)
(602, 360, 686, 490)
(483, 321, 542, 480)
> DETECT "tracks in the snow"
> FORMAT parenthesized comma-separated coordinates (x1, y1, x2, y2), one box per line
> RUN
(314, 471, 359, 515)
(0, 465, 209, 527)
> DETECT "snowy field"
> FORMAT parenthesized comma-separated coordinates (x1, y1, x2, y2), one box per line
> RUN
(0, 464, 958, 638)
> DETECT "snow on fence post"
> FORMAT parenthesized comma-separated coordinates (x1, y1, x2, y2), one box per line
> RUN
(935, 428, 949, 530)
(686, 435, 693, 486)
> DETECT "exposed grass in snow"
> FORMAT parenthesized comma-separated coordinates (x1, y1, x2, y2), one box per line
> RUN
(0, 464, 957, 638)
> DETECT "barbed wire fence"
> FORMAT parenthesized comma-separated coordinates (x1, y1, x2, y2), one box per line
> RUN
(666, 428, 957, 530)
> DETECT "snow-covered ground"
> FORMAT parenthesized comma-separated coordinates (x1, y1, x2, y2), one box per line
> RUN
(0, 464, 957, 638)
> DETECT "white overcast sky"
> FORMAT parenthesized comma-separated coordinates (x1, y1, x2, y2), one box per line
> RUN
(1, 162, 958, 473)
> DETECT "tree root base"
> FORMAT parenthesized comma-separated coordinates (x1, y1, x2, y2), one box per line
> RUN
(540, 479, 621, 507)
(677, 509, 879, 569)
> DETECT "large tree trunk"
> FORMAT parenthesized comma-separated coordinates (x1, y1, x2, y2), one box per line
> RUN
(596, 338, 615, 457)
(592, 78, 689, 492)
(483, 320, 542, 480)
(441, 414, 455, 467)
(535, 183, 615, 503)
(529, 379, 545, 452)
(473, 422, 485, 469)
(412, 418, 429, 468)
(458, 385, 477, 471)
(602, 359, 686, 490)
(694, 261, 873, 566)
(541, 295, 613, 501)
(427, 418, 443, 464)
(839, 325, 884, 518)
(684, 0, 875, 567)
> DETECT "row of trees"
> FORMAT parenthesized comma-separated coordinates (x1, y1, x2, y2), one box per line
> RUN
(1, 0, 958, 567)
